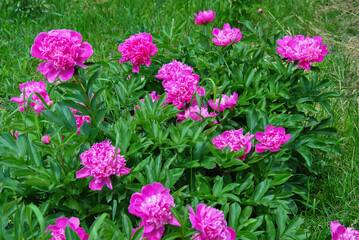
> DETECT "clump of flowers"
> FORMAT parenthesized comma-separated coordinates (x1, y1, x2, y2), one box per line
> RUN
(128, 182, 180, 240)
(276, 35, 328, 70)
(177, 102, 217, 124)
(134, 91, 165, 111)
(212, 129, 254, 159)
(331, 221, 359, 240)
(255, 125, 291, 153)
(118, 33, 157, 73)
(208, 92, 238, 111)
(156, 60, 202, 109)
(31, 29, 93, 82)
(45, 217, 89, 240)
(10, 80, 53, 115)
(70, 107, 91, 134)
(212, 23, 242, 46)
(76, 140, 130, 190)
(189, 204, 236, 240)
(195, 10, 216, 25)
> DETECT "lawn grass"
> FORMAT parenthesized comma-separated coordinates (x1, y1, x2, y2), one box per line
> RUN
(1, 0, 358, 238)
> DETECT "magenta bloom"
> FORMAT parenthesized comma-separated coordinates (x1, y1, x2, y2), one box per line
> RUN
(276, 35, 328, 70)
(195, 10, 216, 25)
(42, 135, 51, 144)
(212, 129, 254, 159)
(118, 33, 157, 73)
(212, 23, 242, 46)
(45, 217, 89, 240)
(255, 125, 291, 153)
(331, 221, 359, 240)
(177, 102, 217, 124)
(208, 92, 238, 111)
(189, 204, 236, 240)
(129, 182, 180, 240)
(31, 29, 93, 83)
(10, 80, 52, 115)
(70, 107, 90, 134)
(76, 140, 130, 190)
(156, 60, 201, 109)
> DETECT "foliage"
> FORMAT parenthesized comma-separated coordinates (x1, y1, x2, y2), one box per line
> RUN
(0, 0, 350, 239)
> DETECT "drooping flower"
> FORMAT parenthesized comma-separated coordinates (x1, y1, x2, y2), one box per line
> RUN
(134, 91, 165, 111)
(177, 102, 217, 124)
(212, 129, 254, 159)
(276, 35, 328, 70)
(195, 10, 216, 25)
(70, 107, 91, 134)
(189, 204, 236, 240)
(42, 135, 51, 144)
(10, 80, 52, 115)
(31, 29, 93, 82)
(212, 23, 242, 46)
(118, 33, 157, 73)
(208, 92, 238, 111)
(331, 221, 359, 240)
(128, 182, 180, 240)
(76, 140, 130, 190)
(255, 125, 291, 153)
(45, 217, 89, 240)
(156, 60, 202, 109)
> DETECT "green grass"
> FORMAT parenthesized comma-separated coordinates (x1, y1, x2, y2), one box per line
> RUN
(1, 0, 358, 238)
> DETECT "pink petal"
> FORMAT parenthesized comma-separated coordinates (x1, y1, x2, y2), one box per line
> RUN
(76, 167, 91, 178)
(59, 67, 75, 81)
(89, 177, 106, 190)
(80, 42, 93, 60)
(255, 143, 267, 153)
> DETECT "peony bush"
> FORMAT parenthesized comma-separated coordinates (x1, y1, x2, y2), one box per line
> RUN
(0, 6, 343, 240)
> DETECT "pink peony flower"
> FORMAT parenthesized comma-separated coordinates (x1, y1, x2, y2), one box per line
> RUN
(255, 125, 291, 153)
(31, 29, 93, 83)
(195, 10, 216, 25)
(70, 107, 90, 134)
(118, 33, 157, 73)
(331, 221, 359, 240)
(212, 129, 254, 159)
(156, 60, 201, 109)
(276, 35, 328, 70)
(45, 217, 89, 240)
(177, 102, 217, 124)
(128, 182, 180, 240)
(208, 92, 238, 111)
(10, 80, 52, 115)
(134, 91, 165, 111)
(42, 135, 51, 144)
(76, 140, 130, 190)
(189, 204, 236, 240)
(212, 23, 242, 46)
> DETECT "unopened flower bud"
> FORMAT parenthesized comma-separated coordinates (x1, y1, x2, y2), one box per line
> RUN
(258, 9, 263, 13)
(48, 101, 54, 107)
(42, 135, 51, 144)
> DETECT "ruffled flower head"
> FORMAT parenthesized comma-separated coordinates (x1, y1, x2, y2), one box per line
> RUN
(76, 140, 130, 190)
(45, 217, 89, 240)
(195, 10, 216, 25)
(189, 204, 236, 240)
(70, 107, 90, 134)
(118, 33, 157, 73)
(276, 35, 328, 70)
(31, 29, 93, 82)
(177, 102, 217, 124)
(212, 23, 242, 46)
(128, 182, 180, 240)
(156, 60, 202, 109)
(331, 221, 359, 240)
(255, 125, 291, 153)
(10, 80, 52, 115)
(212, 129, 254, 159)
(208, 92, 238, 111)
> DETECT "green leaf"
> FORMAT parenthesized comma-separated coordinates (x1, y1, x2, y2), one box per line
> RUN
(253, 179, 270, 203)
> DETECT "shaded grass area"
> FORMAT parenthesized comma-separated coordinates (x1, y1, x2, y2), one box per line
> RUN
(1, 0, 358, 239)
